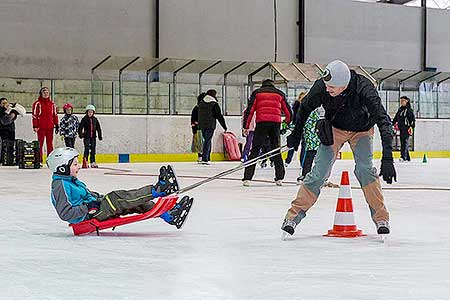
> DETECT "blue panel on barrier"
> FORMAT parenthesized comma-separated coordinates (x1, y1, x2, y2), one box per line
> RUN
(118, 154, 130, 163)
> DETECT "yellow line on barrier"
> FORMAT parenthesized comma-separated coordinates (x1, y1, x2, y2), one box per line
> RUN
(340, 151, 450, 160)
(91, 153, 227, 163)
(44, 151, 450, 164)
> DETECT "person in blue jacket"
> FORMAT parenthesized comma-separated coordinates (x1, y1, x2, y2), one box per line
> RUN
(47, 147, 192, 227)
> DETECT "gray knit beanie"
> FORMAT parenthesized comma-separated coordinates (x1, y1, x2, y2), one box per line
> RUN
(322, 60, 351, 87)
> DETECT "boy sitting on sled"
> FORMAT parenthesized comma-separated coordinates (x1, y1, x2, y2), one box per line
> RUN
(47, 147, 192, 228)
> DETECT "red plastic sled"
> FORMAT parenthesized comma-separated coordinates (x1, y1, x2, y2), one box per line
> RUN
(69, 195, 179, 236)
(223, 131, 241, 161)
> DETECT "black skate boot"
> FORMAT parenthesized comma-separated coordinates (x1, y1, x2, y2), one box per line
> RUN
(160, 196, 194, 229)
(376, 220, 390, 234)
(152, 165, 180, 197)
(281, 218, 297, 235)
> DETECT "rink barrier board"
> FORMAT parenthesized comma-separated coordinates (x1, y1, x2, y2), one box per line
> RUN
(40, 150, 450, 164)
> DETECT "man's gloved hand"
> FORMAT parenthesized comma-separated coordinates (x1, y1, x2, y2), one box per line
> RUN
(379, 158, 397, 184)
(87, 201, 100, 215)
(54, 124, 59, 134)
(286, 133, 301, 151)
(98, 136, 103, 141)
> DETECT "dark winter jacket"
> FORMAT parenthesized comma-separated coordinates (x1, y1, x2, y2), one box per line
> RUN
(0, 107, 15, 140)
(32, 97, 59, 130)
(198, 95, 227, 130)
(243, 81, 292, 129)
(290, 70, 393, 159)
(191, 106, 199, 134)
(292, 101, 300, 118)
(59, 114, 79, 138)
(393, 105, 415, 132)
(78, 115, 102, 140)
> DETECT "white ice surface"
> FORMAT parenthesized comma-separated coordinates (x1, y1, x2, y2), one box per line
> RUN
(1, 159, 450, 300)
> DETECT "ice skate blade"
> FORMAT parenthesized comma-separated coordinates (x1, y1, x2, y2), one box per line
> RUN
(378, 234, 388, 243)
(175, 198, 194, 229)
(281, 231, 292, 241)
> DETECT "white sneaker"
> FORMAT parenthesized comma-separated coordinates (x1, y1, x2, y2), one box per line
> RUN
(200, 161, 210, 165)
(243, 180, 250, 187)
(90, 162, 98, 168)
(275, 180, 282, 186)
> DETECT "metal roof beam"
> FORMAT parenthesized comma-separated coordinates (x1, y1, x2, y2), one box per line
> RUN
(91, 55, 112, 73)
(369, 67, 383, 75)
(248, 62, 271, 78)
(199, 60, 222, 76)
(437, 75, 450, 85)
(146, 57, 168, 74)
(224, 61, 247, 76)
(399, 71, 422, 84)
(173, 59, 196, 75)
(119, 57, 140, 72)
(292, 63, 312, 82)
(379, 69, 403, 83)
(418, 72, 442, 84)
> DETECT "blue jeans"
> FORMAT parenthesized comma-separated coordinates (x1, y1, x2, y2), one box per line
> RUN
(201, 129, 215, 162)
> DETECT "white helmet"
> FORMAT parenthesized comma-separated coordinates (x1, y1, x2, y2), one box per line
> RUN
(86, 104, 96, 112)
(47, 147, 79, 175)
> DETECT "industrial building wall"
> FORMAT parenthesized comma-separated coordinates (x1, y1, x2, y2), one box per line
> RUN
(0, 0, 156, 79)
(304, 0, 422, 70)
(159, 0, 298, 62)
(1, 0, 450, 77)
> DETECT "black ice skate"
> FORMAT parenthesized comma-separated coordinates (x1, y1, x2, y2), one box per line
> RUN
(376, 220, 390, 234)
(153, 165, 180, 197)
(160, 196, 194, 229)
(281, 218, 297, 236)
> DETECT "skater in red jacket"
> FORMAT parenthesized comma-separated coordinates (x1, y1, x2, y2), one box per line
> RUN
(32, 87, 59, 162)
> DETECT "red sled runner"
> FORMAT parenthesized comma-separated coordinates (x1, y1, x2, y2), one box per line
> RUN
(69, 195, 179, 236)
(223, 131, 241, 161)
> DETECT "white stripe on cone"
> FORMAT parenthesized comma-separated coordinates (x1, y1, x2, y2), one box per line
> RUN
(333, 212, 357, 226)
(338, 184, 352, 199)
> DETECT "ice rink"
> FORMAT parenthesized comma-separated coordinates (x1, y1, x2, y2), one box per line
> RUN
(1, 158, 450, 300)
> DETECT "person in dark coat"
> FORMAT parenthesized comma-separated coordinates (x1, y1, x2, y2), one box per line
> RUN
(78, 104, 102, 168)
(0, 98, 16, 165)
(0, 99, 25, 165)
(197, 89, 227, 165)
(285, 92, 306, 166)
(242, 79, 293, 186)
(283, 60, 395, 236)
(392, 96, 415, 162)
(191, 93, 205, 162)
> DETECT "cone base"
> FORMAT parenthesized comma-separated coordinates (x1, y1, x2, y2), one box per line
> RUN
(324, 229, 366, 238)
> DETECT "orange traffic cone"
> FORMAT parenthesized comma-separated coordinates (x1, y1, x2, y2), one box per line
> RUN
(82, 158, 89, 169)
(324, 171, 365, 238)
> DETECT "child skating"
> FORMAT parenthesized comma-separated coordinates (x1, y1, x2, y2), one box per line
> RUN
(78, 104, 102, 168)
(59, 103, 79, 148)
